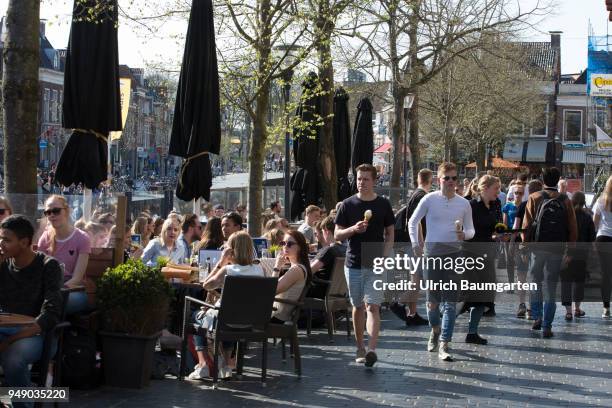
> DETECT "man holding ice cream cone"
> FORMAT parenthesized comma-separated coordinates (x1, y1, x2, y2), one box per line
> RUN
(335, 164, 395, 368)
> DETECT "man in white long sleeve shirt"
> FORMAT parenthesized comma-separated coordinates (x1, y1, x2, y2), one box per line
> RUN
(408, 162, 475, 361)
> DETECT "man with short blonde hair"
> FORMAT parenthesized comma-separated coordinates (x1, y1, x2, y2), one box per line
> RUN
(298, 205, 321, 244)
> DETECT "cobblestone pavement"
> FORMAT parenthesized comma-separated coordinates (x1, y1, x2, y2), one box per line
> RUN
(71, 302, 612, 408)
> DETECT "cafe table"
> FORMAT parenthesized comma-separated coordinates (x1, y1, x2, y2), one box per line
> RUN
(0, 313, 35, 327)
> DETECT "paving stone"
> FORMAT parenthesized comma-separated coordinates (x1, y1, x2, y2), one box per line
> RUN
(70, 302, 612, 407)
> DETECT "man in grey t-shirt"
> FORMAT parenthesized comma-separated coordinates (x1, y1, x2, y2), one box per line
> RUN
(298, 205, 321, 244)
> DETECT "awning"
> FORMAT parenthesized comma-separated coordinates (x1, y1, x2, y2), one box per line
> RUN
(525, 140, 548, 162)
(562, 149, 586, 164)
(587, 153, 612, 165)
(374, 142, 392, 153)
(503, 140, 524, 161)
(466, 157, 520, 168)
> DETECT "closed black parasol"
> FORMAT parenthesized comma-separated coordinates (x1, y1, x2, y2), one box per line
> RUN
(333, 87, 351, 201)
(170, 0, 221, 202)
(350, 97, 374, 193)
(290, 72, 321, 220)
(56, 0, 121, 189)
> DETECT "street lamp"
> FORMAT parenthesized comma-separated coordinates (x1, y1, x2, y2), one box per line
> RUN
(274, 44, 302, 220)
(403, 94, 415, 194)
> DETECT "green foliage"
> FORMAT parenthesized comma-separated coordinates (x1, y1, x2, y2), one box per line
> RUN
(97, 259, 174, 336)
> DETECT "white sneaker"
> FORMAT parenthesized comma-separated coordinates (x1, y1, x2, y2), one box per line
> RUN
(187, 364, 209, 380)
(603, 308, 611, 319)
(427, 330, 440, 352)
(438, 341, 453, 362)
(217, 355, 233, 379)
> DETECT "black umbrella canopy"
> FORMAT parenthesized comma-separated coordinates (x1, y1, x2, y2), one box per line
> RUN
(56, 0, 121, 189)
(170, 0, 221, 202)
(333, 87, 351, 200)
(350, 97, 374, 193)
(290, 72, 321, 220)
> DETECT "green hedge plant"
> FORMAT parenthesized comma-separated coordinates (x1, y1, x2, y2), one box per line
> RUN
(97, 259, 174, 336)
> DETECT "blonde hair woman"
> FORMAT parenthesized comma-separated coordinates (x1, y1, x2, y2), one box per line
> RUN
(463, 174, 501, 345)
(188, 231, 265, 380)
(141, 218, 186, 266)
(84, 222, 108, 249)
(594, 175, 612, 318)
(0, 196, 13, 222)
(37, 195, 91, 314)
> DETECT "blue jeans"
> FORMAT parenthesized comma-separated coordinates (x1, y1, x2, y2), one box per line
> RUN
(192, 310, 208, 351)
(65, 290, 89, 315)
(344, 267, 384, 307)
(529, 251, 562, 329)
(424, 252, 460, 342)
(468, 306, 484, 334)
(0, 328, 44, 408)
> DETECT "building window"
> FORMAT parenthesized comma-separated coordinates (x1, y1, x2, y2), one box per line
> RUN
(530, 103, 548, 137)
(58, 91, 63, 121)
(51, 90, 58, 122)
(43, 89, 50, 123)
(563, 110, 582, 142)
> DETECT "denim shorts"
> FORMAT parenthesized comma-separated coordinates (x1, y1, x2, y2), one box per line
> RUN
(344, 266, 384, 307)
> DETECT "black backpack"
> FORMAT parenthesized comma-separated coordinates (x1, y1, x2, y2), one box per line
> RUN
(394, 189, 426, 243)
(532, 191, 568, 242)
(60, 327, 98, 389)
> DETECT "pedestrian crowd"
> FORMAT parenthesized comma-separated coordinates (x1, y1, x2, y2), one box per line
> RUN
(0, 160, 610, 401)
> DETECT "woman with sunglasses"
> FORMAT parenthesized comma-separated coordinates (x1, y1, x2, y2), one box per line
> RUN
(37, 195, 91, 314)
(0, 197, 13, 222)
(272, 230, 311, 323)
(141, 218, 186, 266)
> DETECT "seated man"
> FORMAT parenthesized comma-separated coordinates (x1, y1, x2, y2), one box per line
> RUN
(298, 205, 321, 245)
(308, 216, 346, 299)
(0, 215, 63, 399)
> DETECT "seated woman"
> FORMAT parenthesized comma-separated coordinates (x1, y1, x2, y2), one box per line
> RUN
(271, 230, 311, 324)
(189, 231, 264, 380)
(37, 195, 91, 315)
(264, 227, 285, 249)
(308, 216, 346, 299)
(141, 218, 186, 266)
(106, 225, 143, 261)
(196, 217, 224, 251)
(84, 221, 108, 249)
(0, 196, 13, 223)
(132, 216, 153, 249)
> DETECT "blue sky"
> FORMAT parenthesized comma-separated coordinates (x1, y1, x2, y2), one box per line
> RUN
(0, 0, 610, 74)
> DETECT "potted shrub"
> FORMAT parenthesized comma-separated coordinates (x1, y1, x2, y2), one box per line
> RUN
(97, 259, 173, 388)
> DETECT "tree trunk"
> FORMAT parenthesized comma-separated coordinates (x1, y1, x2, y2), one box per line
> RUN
(316, 2, 337, 211)
(247, 88, 269, 236)
(390, 91, 405, 203)
(247, 0, 272, 236)
(2, 0, 40, 199)
(476, 140, 486, 173)
(407, 0, 422, 188)
(408, 92, 420, 187)
(388, 3, 403, 204)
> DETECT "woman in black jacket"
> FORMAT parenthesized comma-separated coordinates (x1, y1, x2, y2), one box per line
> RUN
(561, 191, 596, 320)
(461, 175, 502, 345)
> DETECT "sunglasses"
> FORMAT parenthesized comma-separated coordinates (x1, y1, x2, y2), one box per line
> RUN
(279, 240, 298, 248)
(442, 176, 458, 181)
(43, 207, 65, 216)
(0, 209, 7, 215)
(515, 191, 524, 195)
